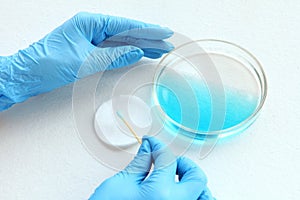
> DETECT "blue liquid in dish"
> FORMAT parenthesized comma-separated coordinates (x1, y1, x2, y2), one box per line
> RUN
(156, 75, 258, 132)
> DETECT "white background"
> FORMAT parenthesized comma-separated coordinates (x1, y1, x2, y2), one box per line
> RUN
(1, 0, 300, 199)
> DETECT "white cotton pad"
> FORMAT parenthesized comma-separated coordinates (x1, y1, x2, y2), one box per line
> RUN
(94, 95, 152, 148)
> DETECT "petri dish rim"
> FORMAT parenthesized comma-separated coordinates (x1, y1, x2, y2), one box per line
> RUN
(152, 39, 268, 137)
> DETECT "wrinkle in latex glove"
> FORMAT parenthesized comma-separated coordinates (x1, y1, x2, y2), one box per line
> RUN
(0, 12, 174, 111)
(89, 137, 215, 200)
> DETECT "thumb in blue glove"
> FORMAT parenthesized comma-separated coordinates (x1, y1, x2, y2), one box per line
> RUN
(0, 12, 174, 111)
(89, 137, 214, 200)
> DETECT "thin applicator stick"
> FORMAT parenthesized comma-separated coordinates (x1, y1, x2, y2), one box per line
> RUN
(116, 111, 142, 144)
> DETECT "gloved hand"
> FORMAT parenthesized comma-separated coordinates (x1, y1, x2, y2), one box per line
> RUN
(0, 12, 173, 111)
(89, 137, 214, 200)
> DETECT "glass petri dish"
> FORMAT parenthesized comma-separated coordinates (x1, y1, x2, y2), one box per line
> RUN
(153, 39, 267, 139)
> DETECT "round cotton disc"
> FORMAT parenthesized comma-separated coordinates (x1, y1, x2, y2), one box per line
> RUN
(94, 95, 152, 148)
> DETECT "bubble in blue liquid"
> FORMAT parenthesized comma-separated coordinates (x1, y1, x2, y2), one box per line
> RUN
(156, 75, 258, 132)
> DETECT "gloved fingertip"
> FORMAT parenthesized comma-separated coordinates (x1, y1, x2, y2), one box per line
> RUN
(139, 26, 173, 40)
(199, 187, 215, 200)
(123, 45, 144, 61)
(166, 41, 175, 51)
(129, 48, 144, 60)
(137, 139, 151, 155)
(144, 51, 163, 59)
(161, 27, 174, 38)
(107, 45, 144, 69)
(142, 135, 151, 141)
(143, 137, 168, 154)
(149, 26, 174, 39)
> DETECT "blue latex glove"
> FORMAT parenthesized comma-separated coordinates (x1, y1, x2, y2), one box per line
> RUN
(0, 12, 173, 111)
(89, 137, 215, 200)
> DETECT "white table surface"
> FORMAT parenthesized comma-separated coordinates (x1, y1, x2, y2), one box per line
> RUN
(1, 1, 300, 199)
